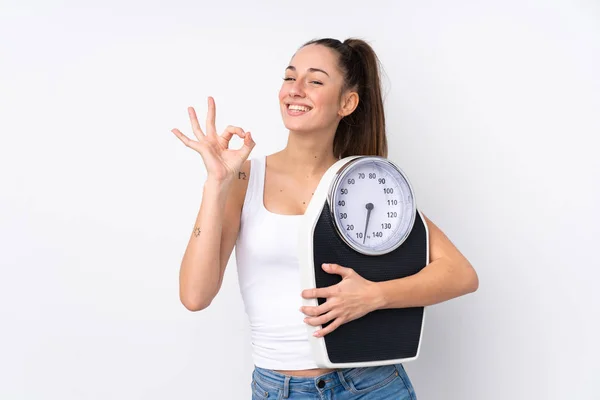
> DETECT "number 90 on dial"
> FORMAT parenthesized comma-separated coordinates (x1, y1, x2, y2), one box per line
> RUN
(328, 157, 417, 256)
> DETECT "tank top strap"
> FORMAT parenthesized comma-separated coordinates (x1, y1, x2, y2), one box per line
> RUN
(256, 155, 267, 204)
(241, 156, 267, 221)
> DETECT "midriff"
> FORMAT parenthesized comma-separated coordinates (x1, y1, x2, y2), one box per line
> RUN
(274, 368, 337, 377)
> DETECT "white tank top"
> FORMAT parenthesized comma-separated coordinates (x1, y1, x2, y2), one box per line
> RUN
(234, 155, 317, 370)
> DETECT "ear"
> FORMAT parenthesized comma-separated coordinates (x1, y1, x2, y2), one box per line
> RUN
(338, 91, 359, 118)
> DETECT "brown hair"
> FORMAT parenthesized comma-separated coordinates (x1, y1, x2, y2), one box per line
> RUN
(302, 38, 387, 158)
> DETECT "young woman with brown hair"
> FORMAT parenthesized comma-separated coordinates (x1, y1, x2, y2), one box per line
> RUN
(172, 37, 478, 399)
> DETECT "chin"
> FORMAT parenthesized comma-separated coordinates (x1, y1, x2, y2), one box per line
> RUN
(283, 120, 313, 133)
(280, 114, 305, 132)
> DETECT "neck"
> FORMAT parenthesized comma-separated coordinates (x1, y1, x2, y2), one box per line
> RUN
(279, 129, 339, 177)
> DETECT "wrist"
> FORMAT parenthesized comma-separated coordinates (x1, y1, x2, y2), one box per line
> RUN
(369, 281, 388, 311)
(204, 176, 233, 192)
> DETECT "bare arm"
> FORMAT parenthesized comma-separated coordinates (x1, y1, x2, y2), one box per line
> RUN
(179, 179, 229, 310)
(178, 164, 249, 311)
(299, 213, 479, 337)
(171, 97, 254, 311)
(374, 213, 479, 309)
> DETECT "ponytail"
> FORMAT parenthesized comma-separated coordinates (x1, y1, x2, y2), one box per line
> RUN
(302, 38, 387, 158)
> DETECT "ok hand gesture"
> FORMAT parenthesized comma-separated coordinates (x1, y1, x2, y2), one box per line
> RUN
(171, 97, 255, 182)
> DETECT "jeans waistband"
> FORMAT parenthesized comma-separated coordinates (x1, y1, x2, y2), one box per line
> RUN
(252, 364, 397, 398)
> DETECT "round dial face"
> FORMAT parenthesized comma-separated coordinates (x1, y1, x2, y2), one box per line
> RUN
(329, 157, 416, 256)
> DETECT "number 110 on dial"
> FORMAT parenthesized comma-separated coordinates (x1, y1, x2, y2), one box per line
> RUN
(330, 157, 417, 256)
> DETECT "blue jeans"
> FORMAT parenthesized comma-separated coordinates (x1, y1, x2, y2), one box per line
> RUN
(251, 364, 417, 399)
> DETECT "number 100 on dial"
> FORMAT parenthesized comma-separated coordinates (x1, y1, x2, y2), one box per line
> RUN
(329, 157, 417, 256)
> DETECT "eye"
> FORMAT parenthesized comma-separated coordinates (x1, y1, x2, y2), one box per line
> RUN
(283, 77, 295, 81)
(310, 81, 323, 85)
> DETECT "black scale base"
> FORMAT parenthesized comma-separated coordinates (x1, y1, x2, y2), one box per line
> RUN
(312, 202, 428, 364)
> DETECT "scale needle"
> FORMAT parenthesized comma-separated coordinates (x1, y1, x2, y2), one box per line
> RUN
(363, 203, 374, 244)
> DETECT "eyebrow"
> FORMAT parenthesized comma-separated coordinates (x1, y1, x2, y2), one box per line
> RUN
(285, 65, 330, 77)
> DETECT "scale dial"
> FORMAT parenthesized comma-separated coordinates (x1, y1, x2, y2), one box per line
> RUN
(329, 157, 417, 256)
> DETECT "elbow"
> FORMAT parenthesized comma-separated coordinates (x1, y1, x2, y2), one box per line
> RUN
(181, 298, 211, 312)
(180, 296, 212, 312)
(463, 262, 479, 294)
(179, 269, 220, 311)
(179, 289, 214, 312)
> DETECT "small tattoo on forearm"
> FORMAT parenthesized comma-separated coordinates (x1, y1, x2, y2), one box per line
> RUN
(194, 227, 201, 237)
(238, 172, 247, 180)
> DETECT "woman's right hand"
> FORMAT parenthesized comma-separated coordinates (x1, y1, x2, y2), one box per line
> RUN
(171, 96, 255, 183)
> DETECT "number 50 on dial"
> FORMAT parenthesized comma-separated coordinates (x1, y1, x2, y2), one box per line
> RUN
(328, 157, 417, 256)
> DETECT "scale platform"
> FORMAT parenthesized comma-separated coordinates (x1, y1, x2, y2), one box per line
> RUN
(298, 156, 429, 368)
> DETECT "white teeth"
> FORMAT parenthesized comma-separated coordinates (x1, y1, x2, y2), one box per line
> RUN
(288, 104, 310, 112)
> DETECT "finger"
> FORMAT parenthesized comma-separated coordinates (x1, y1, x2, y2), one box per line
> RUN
(206, 96, 217, 136)
(300, 300, 335, 317)
(302, 286, 333, 300)
(314, 318, 344, 337)
(322, 263, 354, 278)
(187, 107, 205, 140)
(237, 131, 256, 160)
(171, 128, 202, 152)
(304, 310, 337, 327)
(220, 125, 245, 143)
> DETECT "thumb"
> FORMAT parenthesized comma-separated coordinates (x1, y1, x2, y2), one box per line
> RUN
(322, 263, 352, 277)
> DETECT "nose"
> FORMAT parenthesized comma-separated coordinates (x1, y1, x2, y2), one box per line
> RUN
(289, 79, 306, 98)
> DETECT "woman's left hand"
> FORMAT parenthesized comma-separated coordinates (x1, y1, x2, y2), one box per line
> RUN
(300, 263, 383, 337)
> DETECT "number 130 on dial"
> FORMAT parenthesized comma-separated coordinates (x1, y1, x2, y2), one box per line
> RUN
(329, 157, 417, 256)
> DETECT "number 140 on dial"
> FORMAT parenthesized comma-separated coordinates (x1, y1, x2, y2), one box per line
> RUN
(330, 157, 417, 256)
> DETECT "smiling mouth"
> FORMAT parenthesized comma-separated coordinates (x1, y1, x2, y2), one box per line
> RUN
(287, 104, 312, 113)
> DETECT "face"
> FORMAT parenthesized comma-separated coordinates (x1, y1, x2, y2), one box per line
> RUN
(278, 44, 357, 134)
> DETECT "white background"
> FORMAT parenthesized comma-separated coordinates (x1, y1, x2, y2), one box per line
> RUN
(1, 0, 599, 399)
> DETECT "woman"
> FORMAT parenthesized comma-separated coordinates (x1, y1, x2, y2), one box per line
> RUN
(171, 37, 479, 399)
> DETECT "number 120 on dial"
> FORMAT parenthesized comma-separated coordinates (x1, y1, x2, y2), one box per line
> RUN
(329, 157, 417, 256)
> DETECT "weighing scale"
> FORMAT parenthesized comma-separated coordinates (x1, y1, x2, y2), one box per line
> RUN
(298, 156, 429, 368)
